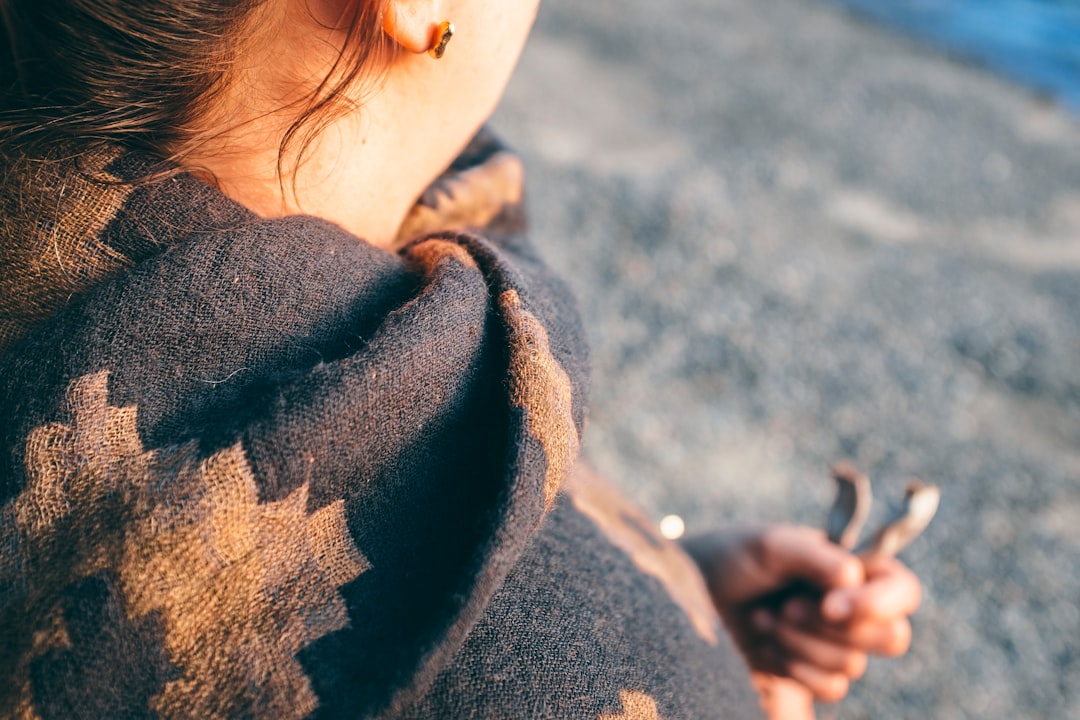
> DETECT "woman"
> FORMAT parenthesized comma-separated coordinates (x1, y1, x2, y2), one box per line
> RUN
(0, 1, 921, 717)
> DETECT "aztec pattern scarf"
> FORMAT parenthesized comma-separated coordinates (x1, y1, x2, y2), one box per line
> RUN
(0, 131, 761, 719)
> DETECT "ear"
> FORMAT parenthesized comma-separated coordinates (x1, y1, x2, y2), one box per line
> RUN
(382, 0, 442, 54)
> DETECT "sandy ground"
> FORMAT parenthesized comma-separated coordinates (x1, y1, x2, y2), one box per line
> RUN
(493, 0, 1080, 717)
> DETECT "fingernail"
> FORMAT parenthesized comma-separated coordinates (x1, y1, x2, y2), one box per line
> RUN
(752, 609, 775, 633)
(824, 593, 852, 621)
(783, 598, 810, 624)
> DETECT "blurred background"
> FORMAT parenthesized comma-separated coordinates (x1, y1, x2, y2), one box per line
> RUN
(493, 0, 1080, 718)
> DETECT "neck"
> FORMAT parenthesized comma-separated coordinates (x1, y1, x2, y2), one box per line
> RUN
(185, 99, 424, 248)
(179, 0, 524, 247)
(178, 5, 450, 250)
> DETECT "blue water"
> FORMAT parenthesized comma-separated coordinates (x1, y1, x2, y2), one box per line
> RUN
(832, 0, 1080, 110)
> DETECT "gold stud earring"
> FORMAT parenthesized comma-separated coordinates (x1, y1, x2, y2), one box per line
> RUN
(428, 20, 454, 59)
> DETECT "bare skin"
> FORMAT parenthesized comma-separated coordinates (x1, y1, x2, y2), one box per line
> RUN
(683, 526, 921, 719)
(183, 1, 923, 715)
(185, 0, 541, 248)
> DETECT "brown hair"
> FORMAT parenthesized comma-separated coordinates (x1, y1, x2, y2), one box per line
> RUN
(0, 0, 393, 171)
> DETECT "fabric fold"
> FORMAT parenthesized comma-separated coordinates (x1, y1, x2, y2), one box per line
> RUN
(0, 131, 590, 719)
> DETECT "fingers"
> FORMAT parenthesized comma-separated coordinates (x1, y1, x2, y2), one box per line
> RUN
(779, 595, 914, 657)
(751, 642, 853, 703)
(751, 613, 910, 700)
(739, 593, 913, 703)
(733, 536, 923, 706)
(753, 525, 865, 592)
(683, 524, 867, 608)
(751, 673, 816, 720)
(818, 616, 911, 658)
(772, 617, 869, 678)
(785, 659, 851, 703)
(746, 607, 864, 703)
(821, 556, 922, 624)
(877, 618, 913, 658)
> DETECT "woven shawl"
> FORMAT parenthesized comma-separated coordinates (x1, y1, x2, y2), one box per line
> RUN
(0, 130, 762, 719)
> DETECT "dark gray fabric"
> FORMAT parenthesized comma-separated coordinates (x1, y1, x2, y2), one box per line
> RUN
(0, 131, 761, 719)
(402, 495, 762, 719)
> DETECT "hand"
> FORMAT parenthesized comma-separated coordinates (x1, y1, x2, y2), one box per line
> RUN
(681, 525, 921, 711)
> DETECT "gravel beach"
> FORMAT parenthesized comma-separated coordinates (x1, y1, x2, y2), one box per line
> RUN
(494, 0, 1080, 717)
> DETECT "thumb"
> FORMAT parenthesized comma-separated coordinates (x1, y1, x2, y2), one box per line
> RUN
(758, 526, 865, 592)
